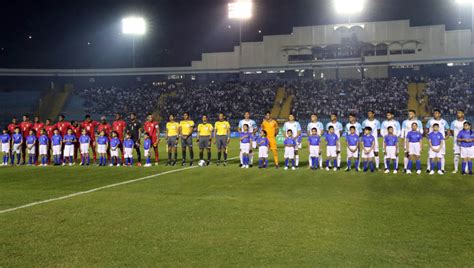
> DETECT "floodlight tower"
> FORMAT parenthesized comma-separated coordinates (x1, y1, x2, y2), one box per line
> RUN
(334, 0, 365, 23)
(122, 16, 146, 68)
(228, 0, 253, 69)
(455, 0, 474, 44)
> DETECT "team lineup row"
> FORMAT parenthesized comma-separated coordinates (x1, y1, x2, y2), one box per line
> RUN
(0, 110, 473, 175)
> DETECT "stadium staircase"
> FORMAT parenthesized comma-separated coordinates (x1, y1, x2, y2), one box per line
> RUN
(37, 84, 73, 120)
(279, 94, 293, 119)
(407, 82, 430, 117)
(153, 90, 177, 121)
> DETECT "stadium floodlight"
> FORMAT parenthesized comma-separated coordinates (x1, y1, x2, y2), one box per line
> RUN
(455, 0, 474, 3)
(334, 0, 365, 15)
(122, 17, 146, 35)
(228, 0, 253, 20)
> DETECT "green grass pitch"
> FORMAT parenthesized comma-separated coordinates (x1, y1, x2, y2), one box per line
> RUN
(0, 138, 473, 266)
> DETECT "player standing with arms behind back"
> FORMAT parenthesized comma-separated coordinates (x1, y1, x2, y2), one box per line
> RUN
(326, 113, 343, 169)
(261, 111, 279, 169)
(307, 113, 324, 168)
(283, 114, 302, 168)
(401, 110, 423, 172)
(179, 112, 195, 166)
(197, 115, 213, 166)
(238, 112, 257, 167)
(165, 114, 180, 166)
(425, 109, 449, 173)
(144, 113, 160, 166)
(362, 111, 381, 169)
(450, 110, 467, 174)
(381, 112, 401, 171)
(213, 113, 231, 166)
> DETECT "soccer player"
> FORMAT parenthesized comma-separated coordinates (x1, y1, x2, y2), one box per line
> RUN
(38, 129, 49, 166)
(213, 113, 230, 166)
(326, 113, 343, 169)
(283, 129, 296, 170)
(81, 115, 99, 162)
(1, 128, 11, 166)
(197, 115, 213, 166)
(325, 126, 339, 171)
(405, 122, 423, 175)
(32, 116, 44, 163)
(383, 126, 399, 174)
(261, 111, 279, 168)
(238, 112, 258, 167)
(345, 126, 360, 172)
(126, 113, 142, 165)
(450, 110, 467, 174)
(425, 109, 449, 172)
(308, 127, 321, 170)
(97, 116, 113, 162)
(19, 115, 33, 164)
(283, 114, 302, 168)
(457, 121, 473, 175)
(79, 129, 91, 166)
(362, 111, 381, 169)
(345, 114, 363, 170)
(70, 121, 82, 162)
(44, 119, 56, 163)
(112, 113, 127, 164)
(240, 124, 252, 169)
(7, 117, 18, 134)
(11, 127, 22, 165)
(96, 130, 108, 166)
(56, 114, 71, 137)
(361, 127, 376, 173)
(401, 110, 423, 172)
(109, 131, 121, 166)
(144, 114, 160, 165)
(307, 113, 324, 168)
(26, 129, 37, 166)
(123, 133, 135, 167)
(178, 112, 195, 166)
(381, 112, 401, 170)
(165, 114, 179, 166)
(428, 123, 445, 175)
(63, 128, 76, 166)
(51, 129, 62, 165)
(257, 130, 269, 169)
(143, 132, 152, 167)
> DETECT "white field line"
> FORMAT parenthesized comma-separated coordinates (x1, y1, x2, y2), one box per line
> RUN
(0, 157, 238, 215)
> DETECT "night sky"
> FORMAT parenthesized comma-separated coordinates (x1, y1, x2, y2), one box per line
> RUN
(0, 0, 472, 69)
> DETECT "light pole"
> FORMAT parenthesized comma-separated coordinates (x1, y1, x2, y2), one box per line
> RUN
(228, 0, 253, 70)
(122, 17, 146, 68)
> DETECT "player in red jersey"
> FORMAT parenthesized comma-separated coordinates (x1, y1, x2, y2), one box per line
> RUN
(19, 115, 33, 164)
(32, 116, 45, 164)
(8, 117, 18, 134)
(81, 115, 99, 162)
(112, 113, 127, 164)
(97, 116, 112, 161)
(144, 113, 160, 165)
(56, 114, 72, 137)
(71, 121, 82, 162)
(44, 118, 56, 163)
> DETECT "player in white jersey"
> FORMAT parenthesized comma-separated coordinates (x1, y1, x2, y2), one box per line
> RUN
(425, 109, 450, 172)
(401, 110, 423, 172)
(307, 113, 324, 168)
(283, 114, 302, 168)
(345, 113, 363, 169)
(362, 110, 381, 169)
(238, 112, 258, 167)
(381, 111, 401, 170)
(326, 113, 343, 169)
(450, 110, 467, 173)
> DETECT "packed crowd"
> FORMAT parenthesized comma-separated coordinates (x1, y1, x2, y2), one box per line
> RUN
(424, 75, 473, 116)
(290, 78, 410, 119)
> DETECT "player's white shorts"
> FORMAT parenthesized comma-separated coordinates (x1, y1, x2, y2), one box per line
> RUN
(309, 145, 320, 157)
(429, 146, 444, 159)
(12, 143, 21, 154)
(27, 145, 35, 155)
(97, 144, 107, 154)
(362, 148, 375, 158)
(39, 144, 47, 155)
(453, 143, 461, 155)
(64, 145, 74, 157)
(385, 146, 397, 159)
(80, 143, 90, 154)
(252, 141, 257, 149)
(52, 145, 61, 155)
(460, 147, 473, 158)
(110, 148, 119, 157)
(1, 143, 10, 153)
(346, 146, 359, 158)
(284, 147, 295, 159)
(124, 147, 133, 158)
(374, 139, 379, 153)
(258, 146, 268, 158)
(326, 146, 337, 157)
(240, 143, 250, 154)
(408, 142, 421, 156)
(144, 149, 150, 157)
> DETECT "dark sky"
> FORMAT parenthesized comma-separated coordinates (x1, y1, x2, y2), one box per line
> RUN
(0, 0, 472, 69)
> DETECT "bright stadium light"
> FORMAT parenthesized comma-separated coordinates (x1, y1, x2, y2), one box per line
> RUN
(122, 17, 146, 35)
(228, 0, 253, 20)
(334, 0, 365, 15)
(455, 0, 474, 3)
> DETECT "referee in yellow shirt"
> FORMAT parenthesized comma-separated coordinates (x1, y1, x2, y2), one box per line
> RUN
(179, 112, 195, 166)
(197, 115, 213, 166)
(165, 114, 180, 166)
(213, 113, 231, 166)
